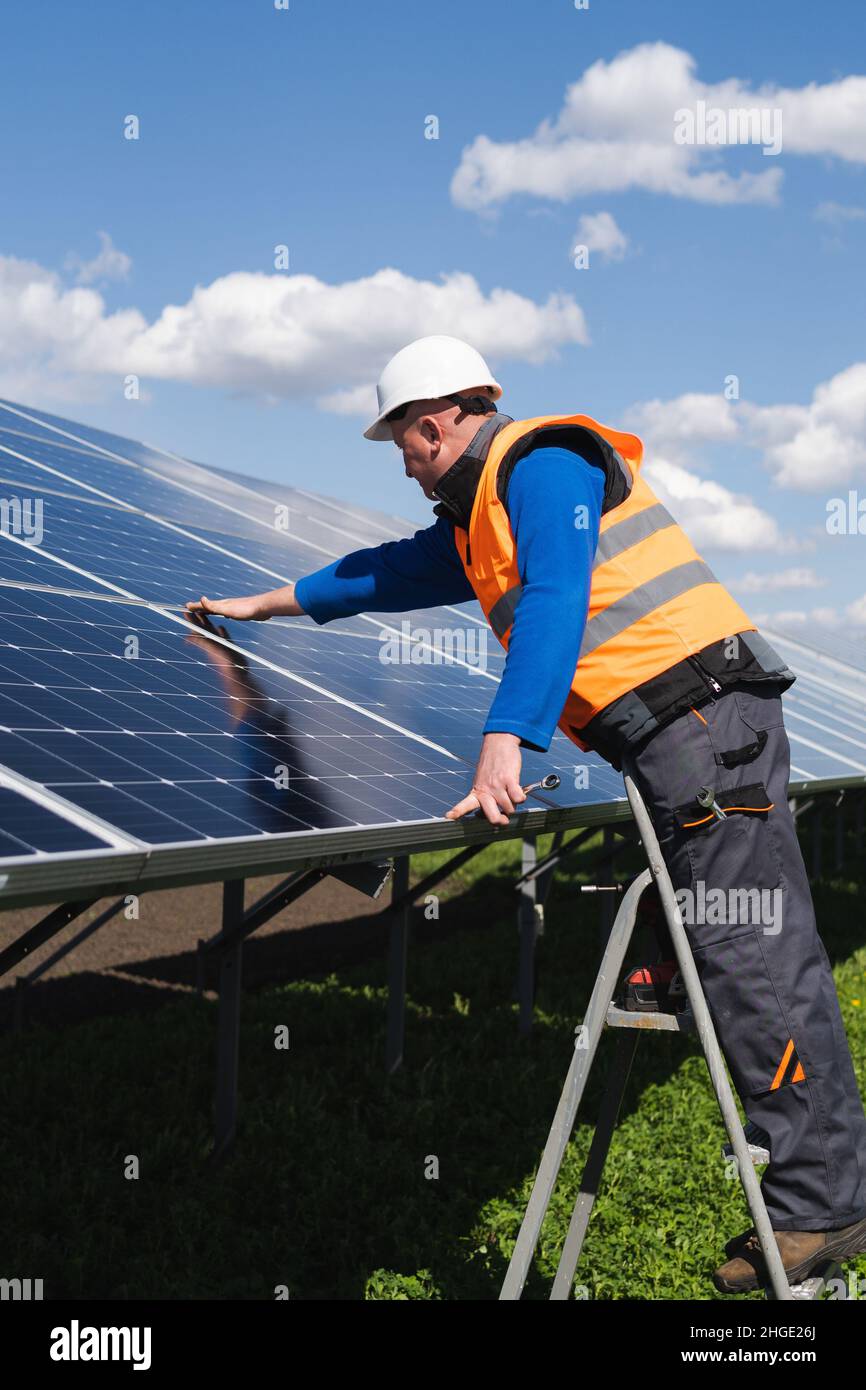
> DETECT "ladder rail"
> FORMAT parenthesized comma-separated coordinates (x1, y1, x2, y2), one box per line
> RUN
(499, 775, 798, 1302)
(499, 868, 652, 1300)
(621, 775, 793, 1302)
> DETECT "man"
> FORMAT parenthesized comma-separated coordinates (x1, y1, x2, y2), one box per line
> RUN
(186, 334, 866, 1293)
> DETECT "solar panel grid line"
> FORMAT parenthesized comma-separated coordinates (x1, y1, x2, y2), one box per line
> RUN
(0, 433, 491, 655)
(0, 443, 497, 696)
(0, 410, 344, 567)
(0, 424, 114, 462)
(0, 578, 188, 609)
(104, 440, 419, 547)
(0, 400, 488, 628)
(779, 657, 866, 701)
(0, 536, 589, 811)
(156, 452, 392, 551)
(0, 400, 359, 561)
(0, 414, 489, 647)
(3, 586, 572, 900)
(789, 686, 866, 739)
(289, 485, 416, 537)
(789, 765, 818, 782)
(0, 759, 145, 851)
(0, 470, 114, 508)
(0, 527, 466, 764)
(790, 663, 866, 697)
(786, 688, 866, 735)
(767, 661, 865, 710)
(763, 627, 866, 681)
(783, 675, 866, 717)
(782, 728, 866, 775)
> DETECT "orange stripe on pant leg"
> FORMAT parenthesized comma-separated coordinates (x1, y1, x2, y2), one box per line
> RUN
(771, 1039, 794, 1091)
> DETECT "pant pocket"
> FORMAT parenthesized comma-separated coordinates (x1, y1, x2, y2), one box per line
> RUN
(732, 684, 785, 733)
(690, 927, 803, 1101)
(676, 785, 783, 928)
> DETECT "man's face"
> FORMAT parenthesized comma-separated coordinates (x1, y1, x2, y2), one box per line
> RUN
(390, 415, 447, 499)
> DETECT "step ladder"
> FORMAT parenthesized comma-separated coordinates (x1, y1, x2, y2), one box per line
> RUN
(499, 774, 846, 1302)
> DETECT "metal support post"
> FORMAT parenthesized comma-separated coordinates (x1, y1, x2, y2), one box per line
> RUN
(212, 878, 245, 1160)
(385, 856, 411, 1075)
(517, 837, 539, 1037)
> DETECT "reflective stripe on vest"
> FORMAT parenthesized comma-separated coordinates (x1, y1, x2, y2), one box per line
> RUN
(593, 501, 676, 566)
(486, 500, 681, 641)
(489, 584, 524, 640)
(580, 558, 717, 657)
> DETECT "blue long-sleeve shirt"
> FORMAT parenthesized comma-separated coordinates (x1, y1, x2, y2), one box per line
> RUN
(294, 446, 604, 751)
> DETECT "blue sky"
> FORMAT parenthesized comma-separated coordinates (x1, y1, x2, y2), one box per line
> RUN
(1, 0, 865, 649)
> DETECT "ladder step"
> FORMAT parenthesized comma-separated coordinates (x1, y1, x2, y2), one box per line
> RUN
(788, 1260, 845, 1300)
(606, 1002, 695, 1033)
(721, 1120, 771, 1167)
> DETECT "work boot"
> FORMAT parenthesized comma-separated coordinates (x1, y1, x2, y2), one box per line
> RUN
(713, 1215, 866, 1292)
(723, 1225, 755, 1259)
(620, 959, 687, 1012)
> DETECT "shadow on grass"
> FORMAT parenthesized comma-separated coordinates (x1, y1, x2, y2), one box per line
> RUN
(0, 825, 862, 1300)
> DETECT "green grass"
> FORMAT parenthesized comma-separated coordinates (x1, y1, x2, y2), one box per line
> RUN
(1, 825, 864, 1301)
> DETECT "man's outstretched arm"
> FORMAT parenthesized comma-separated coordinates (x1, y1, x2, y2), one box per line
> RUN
(185, 514, 474, 626)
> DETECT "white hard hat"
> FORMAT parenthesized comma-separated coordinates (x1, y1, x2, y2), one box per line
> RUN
(364, 334, 502, 441)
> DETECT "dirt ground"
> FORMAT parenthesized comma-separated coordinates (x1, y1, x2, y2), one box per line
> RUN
(0, 872, 407, 1034)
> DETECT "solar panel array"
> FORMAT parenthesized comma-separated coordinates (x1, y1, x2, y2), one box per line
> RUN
(0, 398, 630, 903)
(0, 399, 861, 905)
(759, 629, 866, 785)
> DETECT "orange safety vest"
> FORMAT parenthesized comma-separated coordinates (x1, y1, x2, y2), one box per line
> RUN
(452, 413, 757, 751)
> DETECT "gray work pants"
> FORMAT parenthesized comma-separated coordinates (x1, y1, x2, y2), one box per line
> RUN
(621, 682, 866, 1231)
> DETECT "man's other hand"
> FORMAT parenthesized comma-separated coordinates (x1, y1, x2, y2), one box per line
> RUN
(445, 731, 525, 825)
(185, 594, 272, 625)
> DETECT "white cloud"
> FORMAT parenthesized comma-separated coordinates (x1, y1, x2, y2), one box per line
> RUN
(753, 607, 840, 629)
(814, 201, 866, 225)
(451, 42, 866, 211)
(316, 383, 378, 417)
(573, 211, 629, 262)
(847, 594, 866, 625)
(0, 254, 589, 406)
(744, 362, 866, 489)
(624, 392, 738, 465)
(732, 567, 827, 594)
(65, 231, 132, 285)
(643, 456, 784, 552)
(623, 363, 866, 496)
(753, 599, 866, 630)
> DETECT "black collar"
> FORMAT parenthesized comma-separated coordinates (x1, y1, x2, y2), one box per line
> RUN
(431, 413, 514, 529)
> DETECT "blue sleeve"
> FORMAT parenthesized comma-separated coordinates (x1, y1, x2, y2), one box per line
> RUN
(294, 514, 475, 622)
(482, 446, 603, 752)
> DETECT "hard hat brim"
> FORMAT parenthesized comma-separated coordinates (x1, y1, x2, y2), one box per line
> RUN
(363, 416, 398, 442)
(363, 381, 503, 442)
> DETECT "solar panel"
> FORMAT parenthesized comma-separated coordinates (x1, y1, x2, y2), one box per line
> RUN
(0, 398, 861, 909)
(759, 629, 866, 787)
(0, 780, 112, 857)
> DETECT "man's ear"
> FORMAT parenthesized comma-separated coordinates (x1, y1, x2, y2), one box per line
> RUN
(419, 415, 442, 452)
